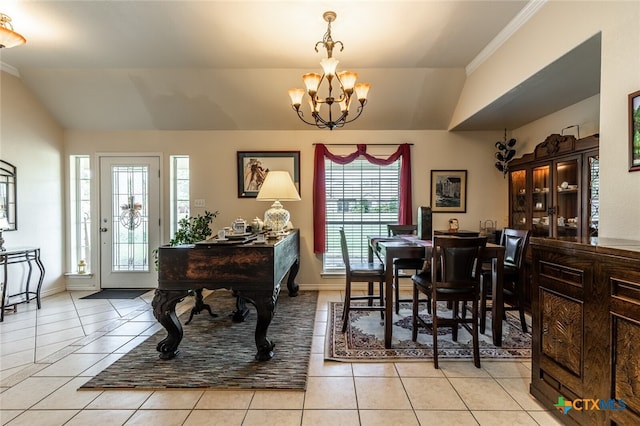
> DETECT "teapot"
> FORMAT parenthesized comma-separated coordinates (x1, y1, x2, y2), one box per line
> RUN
(251, 217, 264, 232)
(448, 218, 459, 232)
(232, 217, 247, 234)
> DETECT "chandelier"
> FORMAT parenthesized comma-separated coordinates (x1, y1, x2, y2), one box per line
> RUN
(0, 13, 26, 49)
(288, 11, 370, 130)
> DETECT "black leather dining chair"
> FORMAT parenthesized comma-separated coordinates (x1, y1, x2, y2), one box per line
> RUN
(412, 236, 487, 368)
(479, 228, 530, 334)
(387, 224, 425, 314)
(339, 228, 386, 332)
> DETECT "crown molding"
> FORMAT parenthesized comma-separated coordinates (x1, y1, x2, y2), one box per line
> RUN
(466, 0, 547, 76)
(0, 61, 20, 77)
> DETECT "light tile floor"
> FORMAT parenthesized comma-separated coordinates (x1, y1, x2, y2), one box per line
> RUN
(0, 290, 562, 425)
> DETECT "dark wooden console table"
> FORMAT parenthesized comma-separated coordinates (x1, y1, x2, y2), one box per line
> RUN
(1, 247, 46, 322)
(153, 230, 300, 361)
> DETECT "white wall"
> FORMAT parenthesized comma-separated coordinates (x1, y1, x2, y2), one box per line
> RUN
(453, 0, 640, 240)
(0, 71, 66, 297)
(514, 95, 600, 154)
(64, 129, 507, 289)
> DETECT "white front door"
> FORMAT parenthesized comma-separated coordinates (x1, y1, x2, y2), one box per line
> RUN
(99, 155, 161, 289)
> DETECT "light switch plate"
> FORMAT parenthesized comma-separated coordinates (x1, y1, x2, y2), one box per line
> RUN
(193, 199, 205, 207)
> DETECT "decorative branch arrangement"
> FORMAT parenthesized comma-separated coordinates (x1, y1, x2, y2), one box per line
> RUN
(494, 130, 517, 177)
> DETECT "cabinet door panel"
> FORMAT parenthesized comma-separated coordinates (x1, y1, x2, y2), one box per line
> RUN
(531, 165, 550, 237)
(554, 157, 580, 238)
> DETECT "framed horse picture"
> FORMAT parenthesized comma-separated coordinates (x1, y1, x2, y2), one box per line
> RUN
(237, 151, 300, 198)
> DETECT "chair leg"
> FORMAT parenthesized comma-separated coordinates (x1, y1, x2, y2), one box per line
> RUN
(379, 280, 384, 319)
(394, 266, 400, 314)
(479, 277, 488, 334)
(451, 301, 459, 341)
(432, 298, 439, 369)
(412, 284, 419, 341)
(516, 283, 528, 333)
(342, 282, 352, 333)
(367, 282, 374, 306)
(472, 298, 480, 368)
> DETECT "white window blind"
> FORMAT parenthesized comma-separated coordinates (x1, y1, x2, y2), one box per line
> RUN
(323, 157, 401, 271)
(170, 156, 190, 237)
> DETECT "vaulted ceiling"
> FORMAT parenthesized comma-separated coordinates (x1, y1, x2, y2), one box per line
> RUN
(0, 1, 601, 131)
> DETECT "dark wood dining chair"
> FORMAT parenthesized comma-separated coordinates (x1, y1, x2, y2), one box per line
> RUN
(339, 228, 386, 332)
(412, 236, 487, 368)
(387, 224, 425, 314)
(479, 228, 530, 334)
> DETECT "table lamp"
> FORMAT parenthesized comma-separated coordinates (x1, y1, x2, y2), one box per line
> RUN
(0, 216, 10, 251)
(256, 171, 301, 233)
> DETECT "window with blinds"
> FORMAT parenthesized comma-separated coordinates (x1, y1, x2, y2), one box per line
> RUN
(323, 157, 401, 271)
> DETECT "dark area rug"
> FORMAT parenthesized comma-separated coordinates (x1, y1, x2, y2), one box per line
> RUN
(80, 289, 151, 299)
(326, 301, 531, 362)
(81, 290, 317, 390)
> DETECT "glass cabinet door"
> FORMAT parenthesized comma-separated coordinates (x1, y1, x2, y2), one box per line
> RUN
(587, 151, 599, 237)
(509, 169, 526, 229)
(531, 165, 550, 237)
(554, 157, 580, 237)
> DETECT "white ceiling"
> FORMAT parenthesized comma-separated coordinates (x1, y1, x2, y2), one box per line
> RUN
(0, 0, 600, 131)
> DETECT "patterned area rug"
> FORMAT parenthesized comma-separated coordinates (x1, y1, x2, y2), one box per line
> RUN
(325, 301, 531, 362)
(81, 290, 317, 390)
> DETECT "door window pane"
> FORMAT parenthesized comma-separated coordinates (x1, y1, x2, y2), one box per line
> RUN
(111, 165, 149, 272)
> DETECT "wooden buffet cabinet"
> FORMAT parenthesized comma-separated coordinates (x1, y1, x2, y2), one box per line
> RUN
(530, 237, 640, 425)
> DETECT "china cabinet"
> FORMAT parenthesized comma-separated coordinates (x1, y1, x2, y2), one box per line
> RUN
(507, 134, 599, 309)
(508, 134, 599, 239)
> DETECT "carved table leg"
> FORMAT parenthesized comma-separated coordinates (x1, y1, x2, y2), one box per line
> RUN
(185, 288, 217, 325)
(152, 289, 190, 360)
(232, 292, 250, 323)
(251, 293, 277, 361)
(286, 258, 300, 297)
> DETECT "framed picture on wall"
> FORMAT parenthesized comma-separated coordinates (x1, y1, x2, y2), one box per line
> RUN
(237, 151, 300, 198)
(629, 90, 640, 172)
(430, 170, 467, 213)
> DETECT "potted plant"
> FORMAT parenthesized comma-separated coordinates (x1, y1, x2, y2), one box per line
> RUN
(154, 210, 218, 268)
(169, 210, 218, 245)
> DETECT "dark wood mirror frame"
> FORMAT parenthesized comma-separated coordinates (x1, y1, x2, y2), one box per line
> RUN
(0, 160, 17, 231)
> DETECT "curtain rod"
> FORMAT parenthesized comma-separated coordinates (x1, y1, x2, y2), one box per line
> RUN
(312, 143, 413, 146)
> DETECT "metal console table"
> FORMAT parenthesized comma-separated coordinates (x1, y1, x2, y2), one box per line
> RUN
(1, 247, 45, 322)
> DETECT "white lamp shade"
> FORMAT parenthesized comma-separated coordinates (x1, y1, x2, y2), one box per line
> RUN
(256, 171, 300, 201)
(256, 171, 300, 232)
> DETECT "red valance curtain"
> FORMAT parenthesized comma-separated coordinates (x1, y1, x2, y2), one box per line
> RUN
(313, 143, 412, 254)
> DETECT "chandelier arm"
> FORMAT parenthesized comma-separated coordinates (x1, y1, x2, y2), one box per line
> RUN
(292, 106, 320, 127)
(341, 102, 367, 125)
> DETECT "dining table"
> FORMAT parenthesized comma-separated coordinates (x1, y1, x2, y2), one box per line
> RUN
(368, 235, 505, 349)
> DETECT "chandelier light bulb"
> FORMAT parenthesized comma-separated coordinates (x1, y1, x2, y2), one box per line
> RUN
(354, 83, 371, 102)
(302, 73, 321, 95)
(0, 13, 27, 49)
(288, 88, 305, 107)
(320, 57, 339, 77)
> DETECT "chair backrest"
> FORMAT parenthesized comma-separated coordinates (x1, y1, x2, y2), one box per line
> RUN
(387, 224, 417, 236)
(417, 206, 433, 240)
(431, 236, 487, 285)
(339, 228, 351, 268)
(499, 228, 530, 269)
